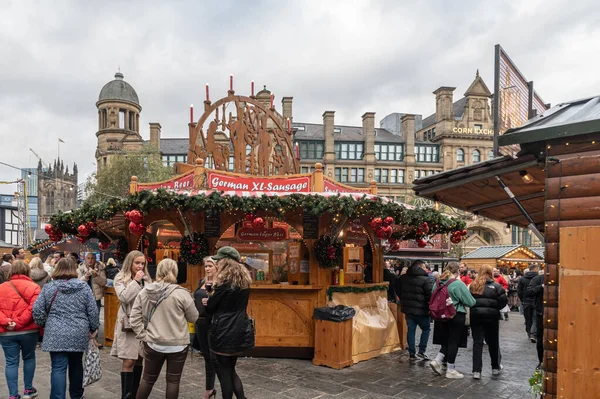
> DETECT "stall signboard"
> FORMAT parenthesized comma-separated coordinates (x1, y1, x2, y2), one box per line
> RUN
(137, 173, 194, 192)
(207, 171, 310, 193)
(346, 230, 369, 246)
(323, 179, 370, 194)
(204, 213, 221, 238)
(238, 227, 287, 241)
(395, 234, 450, 251)
(231, 243, 262, 251)
(302, 211, 319, 239)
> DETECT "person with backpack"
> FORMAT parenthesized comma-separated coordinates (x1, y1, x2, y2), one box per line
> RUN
(517, 264, 539, 342)
(395, 260, 433, 361)
(429, 262, 476, 379)
(468, 265, 508, 379)
(525, 272, 544, 369)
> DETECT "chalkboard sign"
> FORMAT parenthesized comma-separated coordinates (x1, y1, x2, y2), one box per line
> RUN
(204, 213, 221, 238)
(302, 210, 319, 239)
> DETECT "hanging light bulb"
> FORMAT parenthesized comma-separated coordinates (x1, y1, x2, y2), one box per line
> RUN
(519, 170, 534, 184)
(504, 223, 510, 234)
(433, 195, 440, 211)
(472, 211, 479, 221)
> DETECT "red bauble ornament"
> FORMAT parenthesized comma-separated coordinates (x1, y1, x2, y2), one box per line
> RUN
(245, 213, 255, 221)
(461, 229, 468, 236)
(416, 238, 427, 248)
(421, 222, 430, 234)
(77, 236, 87, 244)
(375, 228, 386, 239)
(383, 216, 394, 227)
(191, 249, 196, 254)
(128, 210, 143, 224)
(388, 237, 397, 245)
(381, 225, 393, 239)
(44, 224, 53, 234)
(99, 241, 110, 251)
(252, 217, 265, 229)
(86, 221, 96, 231)
(391, 242, 401, 251)
(77, 224, 89, 237)
(370, 217, 383, 230)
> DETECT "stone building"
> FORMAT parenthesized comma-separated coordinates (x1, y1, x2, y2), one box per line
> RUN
(37, 159, 78, 222)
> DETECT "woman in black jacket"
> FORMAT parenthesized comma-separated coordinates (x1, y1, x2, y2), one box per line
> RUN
(204, 247, 254, 399)
(468, 264, 508, 379)
(194, 256, 219, 399)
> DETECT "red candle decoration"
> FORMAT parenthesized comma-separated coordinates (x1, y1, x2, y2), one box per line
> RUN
(251, 80, 255, 96)
(229, 74, 233, 91)
(270, 93, 274, 109)
(287, 118, 291, 133)
(190, 104, 194, 123)
(205, 83, 210, 102)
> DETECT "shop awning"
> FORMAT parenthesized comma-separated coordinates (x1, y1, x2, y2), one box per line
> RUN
(412, 154, 545, 230)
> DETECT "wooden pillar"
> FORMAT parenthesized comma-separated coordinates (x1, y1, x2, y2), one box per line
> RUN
(129, 176, 139, 194)
(313, 163, 324, 192)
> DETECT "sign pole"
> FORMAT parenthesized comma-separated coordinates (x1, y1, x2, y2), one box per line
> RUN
(493, 44, 501, 157)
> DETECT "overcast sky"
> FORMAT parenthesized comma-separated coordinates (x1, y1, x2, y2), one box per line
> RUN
(1, 0, 599, 194)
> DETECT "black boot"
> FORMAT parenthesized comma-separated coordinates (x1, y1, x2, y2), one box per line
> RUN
(132, 365, 143, 398)
(121, 371, 134, 399)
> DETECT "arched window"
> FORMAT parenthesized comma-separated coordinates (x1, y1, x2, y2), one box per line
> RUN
(457, 148, 465, 162)
(473, 149, 481, 163)
(488, 150, 494, 160)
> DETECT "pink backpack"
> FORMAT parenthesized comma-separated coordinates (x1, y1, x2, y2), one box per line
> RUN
(429, 278, 457, 320)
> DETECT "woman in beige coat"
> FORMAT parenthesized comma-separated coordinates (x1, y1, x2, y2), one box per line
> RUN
(29, 256, 51, 288)
(110, 250, 151, 399)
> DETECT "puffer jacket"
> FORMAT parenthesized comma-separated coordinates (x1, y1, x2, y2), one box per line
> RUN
(32, 278, 99, 353)
(77, 261, 107, 301)
(395, 265, 433, 317)
(207, 284, 253, 354)
(470, 279, 508, 322)
(526, 274, 544, 316)
(0, 275, 41, 334)
(517, 271, 538, 305)
(30, 268, 51, 289)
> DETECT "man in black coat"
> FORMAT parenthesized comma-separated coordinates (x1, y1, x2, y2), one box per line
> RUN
(395, 260, 434, 361)
(526, 273, 544, 369)
(518, 264, 539, 342)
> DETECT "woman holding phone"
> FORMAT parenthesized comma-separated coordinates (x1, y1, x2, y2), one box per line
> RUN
(194, 256, 219, 399)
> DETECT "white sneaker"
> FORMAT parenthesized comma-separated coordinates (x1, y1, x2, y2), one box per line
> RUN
(446, 369, 464, 379)
(430, 359, 443, 376)
(492, 365, 504, 375)
(473, 372, 481, 379)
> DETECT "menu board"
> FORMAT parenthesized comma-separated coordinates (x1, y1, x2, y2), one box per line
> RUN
(302, 211, 319, 239)
(204, 213, 221, 238)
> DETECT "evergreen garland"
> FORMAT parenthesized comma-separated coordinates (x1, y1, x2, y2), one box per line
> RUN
(326, 285, 388, 301)
(179, 232, 209, 265)
(314, 235, 344, 269)
(47, 190, 465, 240)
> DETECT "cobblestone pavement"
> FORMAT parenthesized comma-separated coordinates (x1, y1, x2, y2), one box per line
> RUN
(0, 311, 538, 398)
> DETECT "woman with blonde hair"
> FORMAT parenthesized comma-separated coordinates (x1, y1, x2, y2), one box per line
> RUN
(29, 257, 51, 288)
(110, 251, 151, 399)
(429, 262, 476, 379)
(194, 256, 219, 399)
(204, 246, 254, 399)
(468, 265, 507, 379)
(130, 258, 198, 398)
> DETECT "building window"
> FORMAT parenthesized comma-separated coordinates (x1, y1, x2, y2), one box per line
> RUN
(390, 169, 397, 183)
(457, 148, 465, 162)
(488, 150, 494, 160)
(334, 168, 341, 182)
(119, 110, 125, 129)
(333, 127, 342, 134)
(416, 145, 439, 163)
(511, 226, 532, 246)
(374, 144, 404, 161)
(298, 141, 324, 159)
(293, 125, 305, 131)
(301, 166, 315, 174)
(335, 142, 363, 160)
(374, 169, 380, 183)
(398, 169, 405, 183)
(358, 168, 364, 183)
(374, 169, 389, 183)
(473, 149, 481, 163)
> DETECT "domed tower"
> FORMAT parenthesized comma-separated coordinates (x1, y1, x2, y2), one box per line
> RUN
(95, 71, 144, 169)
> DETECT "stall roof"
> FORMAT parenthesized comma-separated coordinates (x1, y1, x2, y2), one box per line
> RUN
(413, 154, 545, 229)
(462, 244, 543, 260)
(499, 95, 600, 147)
(530, 247, 545, 258)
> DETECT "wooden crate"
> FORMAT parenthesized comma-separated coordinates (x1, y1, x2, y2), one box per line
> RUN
(313, 318, 353, 369)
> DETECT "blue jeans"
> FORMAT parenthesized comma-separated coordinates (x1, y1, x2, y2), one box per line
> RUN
(0, 332, 39, 397)
(50, 352, 84, 399)
(405, 314, 431, 356)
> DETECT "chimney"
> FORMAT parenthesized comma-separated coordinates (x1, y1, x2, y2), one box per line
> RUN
(401, 114, 416, 163)
(362, 112, 376, 164)
(433, 86, 456, 122)
(282, 97, 293, 125)
(149, 123, 162, 151)
(323, 111, 335, 165)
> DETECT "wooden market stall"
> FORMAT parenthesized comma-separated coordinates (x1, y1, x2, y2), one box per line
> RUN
(45, 87, 465, 368)
(460, 244, 544, 271)
(413, 95, 600, 398)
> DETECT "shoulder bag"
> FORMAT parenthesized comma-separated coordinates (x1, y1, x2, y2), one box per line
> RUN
(9, 282, 29, 305)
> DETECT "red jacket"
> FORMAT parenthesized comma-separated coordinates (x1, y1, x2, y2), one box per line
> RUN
(460, 274, 473, 285)
(0, 275, 41, 333)
(495, 275, 509, 290)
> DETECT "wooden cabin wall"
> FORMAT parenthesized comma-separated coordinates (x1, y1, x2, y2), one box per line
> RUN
(543, 138, 600, 398)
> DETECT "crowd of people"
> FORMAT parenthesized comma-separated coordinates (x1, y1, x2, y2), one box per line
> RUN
(0, 246, 254, 399)
(391, 260, 545, 379)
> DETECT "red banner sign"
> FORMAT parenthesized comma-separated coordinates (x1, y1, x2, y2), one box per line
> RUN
(237, 227, 287, 241)
(323, 179, 370, 194)
(137, 173, 194, 192)
(207, 172, 310, 193)
(394, 234, 450, 252)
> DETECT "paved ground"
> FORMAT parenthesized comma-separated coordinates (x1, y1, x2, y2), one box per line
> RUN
(0, 311, 538, 398)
